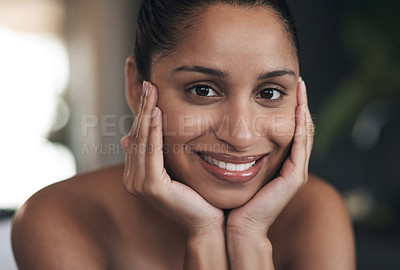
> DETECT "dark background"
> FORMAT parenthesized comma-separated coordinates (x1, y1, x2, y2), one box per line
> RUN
(287, 0, 400, 268)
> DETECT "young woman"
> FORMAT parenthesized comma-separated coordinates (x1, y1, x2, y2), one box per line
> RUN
(12, 0, 356, 269)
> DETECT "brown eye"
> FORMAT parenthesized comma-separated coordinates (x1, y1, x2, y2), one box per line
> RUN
(256, 89, 282, 100)
(189, 85, 218, 97)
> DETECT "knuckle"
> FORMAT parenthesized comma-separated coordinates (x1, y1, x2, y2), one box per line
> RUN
(135, 143, 147, 154)
(149, 120, 161, 131)
(146, 144, 155, 154)
(146, 144, 162, 155)
(136, 131, 147, 142)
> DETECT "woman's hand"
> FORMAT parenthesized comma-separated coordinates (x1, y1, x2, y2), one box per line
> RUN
(122, 82, 229, 269)
(225, 79, 314, 269)
(227, 79, 314, 235)
(121, 81, 225, 236)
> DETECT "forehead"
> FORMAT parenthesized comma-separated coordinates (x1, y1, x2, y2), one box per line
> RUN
(152, 4, 299, 79)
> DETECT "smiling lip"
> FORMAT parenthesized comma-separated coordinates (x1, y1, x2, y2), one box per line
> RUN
(199, 152, 265, 164)
(195, 152, 268, 184)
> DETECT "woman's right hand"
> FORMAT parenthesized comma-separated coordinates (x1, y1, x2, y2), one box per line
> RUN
(121, 81, 224, 236)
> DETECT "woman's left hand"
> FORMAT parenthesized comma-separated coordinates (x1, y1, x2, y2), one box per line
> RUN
(226, 78, 314, 239)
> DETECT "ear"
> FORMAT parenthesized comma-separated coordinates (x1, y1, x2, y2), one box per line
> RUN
(125, 56, 143, 116)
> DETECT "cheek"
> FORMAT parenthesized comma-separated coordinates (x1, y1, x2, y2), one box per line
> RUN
(161, 107, 204, 142)
(158, 103, 209, 172)
(256, 109, 296, 147)
(157, 84, 204, 139)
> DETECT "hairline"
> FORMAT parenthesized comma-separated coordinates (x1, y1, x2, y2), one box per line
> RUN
(149, 3, 298, 80)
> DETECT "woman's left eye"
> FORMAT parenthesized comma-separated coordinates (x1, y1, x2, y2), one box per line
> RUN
(188, 85, 218, 97)
(255, 88, 283, 100)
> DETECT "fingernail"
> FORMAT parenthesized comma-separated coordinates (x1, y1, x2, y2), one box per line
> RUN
(299, 76, 302, 82)
(302, 81, 307, 92)
(142, 81, 153, 97)
(142, 81, 147, 96)
(151, 107, 158, 118)
(146, 84, 153, 97)
(302, 104, 306, 113)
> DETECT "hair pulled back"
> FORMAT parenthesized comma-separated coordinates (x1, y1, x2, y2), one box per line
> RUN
(134, 0, 299, 81)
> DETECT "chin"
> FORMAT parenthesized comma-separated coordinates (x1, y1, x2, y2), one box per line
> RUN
(201, 189, 255, 210)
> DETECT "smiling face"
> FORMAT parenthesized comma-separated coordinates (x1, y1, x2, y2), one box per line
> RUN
(146, 4, 299, 209)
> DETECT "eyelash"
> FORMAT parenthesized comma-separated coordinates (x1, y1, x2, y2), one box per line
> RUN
(185, 83, 287, 102)
(254, 87, 287, 102)
(186, 83, 220, 98)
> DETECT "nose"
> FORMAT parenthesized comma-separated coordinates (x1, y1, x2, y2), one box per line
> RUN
(214, 102, 257, 151)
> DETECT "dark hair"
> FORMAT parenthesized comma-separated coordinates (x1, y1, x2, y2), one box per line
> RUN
(134, 0, 299, 81)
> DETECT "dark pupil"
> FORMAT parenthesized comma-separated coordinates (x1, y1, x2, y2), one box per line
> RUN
(195, 85, 210, 96)
(260, 89, 274, 99)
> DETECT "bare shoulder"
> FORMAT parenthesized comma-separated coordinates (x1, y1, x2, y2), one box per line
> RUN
(11, 165, 125, 270)
(270, 175, 356, 270)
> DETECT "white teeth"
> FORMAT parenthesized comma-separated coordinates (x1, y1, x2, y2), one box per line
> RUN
(218, 161, 226, 169)
(213, 158, 218, 165)
(226, 163, 236, 171)
(200, 154, 257, 172)
(236, 164, 245, 171)
(244, 163, 251, 170)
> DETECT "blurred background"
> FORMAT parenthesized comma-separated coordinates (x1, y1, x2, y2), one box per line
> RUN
(0, 0, 399, 269)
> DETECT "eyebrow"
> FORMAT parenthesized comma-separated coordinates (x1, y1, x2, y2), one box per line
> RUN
(172, 65, 296, 80)
(257, 70, 296, 80)
(172, 65, 228, 78)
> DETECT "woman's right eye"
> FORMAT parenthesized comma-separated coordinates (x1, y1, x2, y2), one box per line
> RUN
(188, 85, 218, 97)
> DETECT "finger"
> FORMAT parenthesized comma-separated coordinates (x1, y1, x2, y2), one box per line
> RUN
(291, 82, 307, 165)
(289, 107, 307, 182)
(132, 81, 158, 191)
(147, 106, 164, 172)
(297, 79, 307, 106)
(300, 80, 314, 173)
(123, 81, 146, 180)
(144, 106, 167, 196)
(300, 80, 313, 138)
(123, 81, 157, 194)
(252, 98, 307, 223)
(123, 82, 146, 180)
(128, 81, 147, 138)
(123, 80, 147, 156)
(240, 81, 310, 227)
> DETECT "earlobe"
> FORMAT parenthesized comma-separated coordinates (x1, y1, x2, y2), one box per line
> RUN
(125, 56, 143, 115)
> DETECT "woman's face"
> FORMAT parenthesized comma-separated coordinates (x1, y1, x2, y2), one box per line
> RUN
(151, 4, 299, 209)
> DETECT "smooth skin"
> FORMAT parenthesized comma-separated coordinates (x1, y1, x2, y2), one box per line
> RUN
(122, 78, 311, 269)
(12, 4, 355, 270)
